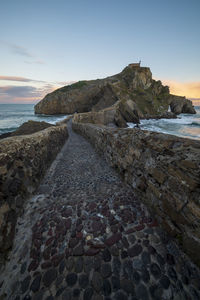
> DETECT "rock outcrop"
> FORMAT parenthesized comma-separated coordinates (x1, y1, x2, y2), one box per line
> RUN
(0, 124, 68, 260)
(73, 121, 200, 267)
(35, 64, 196, 126)
(0, 120, 54, 140)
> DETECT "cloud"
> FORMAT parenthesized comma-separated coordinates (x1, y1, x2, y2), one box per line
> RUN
(162, 80, 200, 99)
(0, 76, 33, 82)
(0, 84, 56, 103)
(0, 78, 77, 103)
(0, 75, 47, 84)
(0, 86, 41, 98)
(1, 41, 45, 65)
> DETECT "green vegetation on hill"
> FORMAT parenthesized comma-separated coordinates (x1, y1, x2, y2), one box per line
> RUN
(59, 81, 88, 93)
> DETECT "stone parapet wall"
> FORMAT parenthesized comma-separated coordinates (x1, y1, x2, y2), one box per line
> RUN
(0, 124, 68, 256)
(72, 121, 200, 266)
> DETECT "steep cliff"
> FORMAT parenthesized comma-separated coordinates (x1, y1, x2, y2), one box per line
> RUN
(35, 64, 196, 125)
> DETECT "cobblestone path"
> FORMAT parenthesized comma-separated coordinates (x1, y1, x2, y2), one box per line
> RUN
(0, 121, 200, 300)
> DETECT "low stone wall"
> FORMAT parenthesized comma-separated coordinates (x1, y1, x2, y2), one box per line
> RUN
(73, 121, 200, 266)
(0, 124, 68, 257)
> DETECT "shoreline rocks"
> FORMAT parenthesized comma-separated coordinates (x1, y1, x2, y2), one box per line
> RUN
(0, 120, 54, 140)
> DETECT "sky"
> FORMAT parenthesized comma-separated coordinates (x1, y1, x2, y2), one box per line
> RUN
(0, 0, 200, 104)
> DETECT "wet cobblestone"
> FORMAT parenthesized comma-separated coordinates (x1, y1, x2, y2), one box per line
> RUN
(0, 121, 200, 299)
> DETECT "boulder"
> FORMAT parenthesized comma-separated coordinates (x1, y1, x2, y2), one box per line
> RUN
(169, 95, 196, 114)
(0, 120, 53, 140)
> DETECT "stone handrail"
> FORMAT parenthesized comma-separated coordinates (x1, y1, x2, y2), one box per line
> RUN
(0, 124, 68, 257)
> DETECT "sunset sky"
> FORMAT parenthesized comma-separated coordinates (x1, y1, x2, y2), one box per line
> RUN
(0, 0, 199, 104)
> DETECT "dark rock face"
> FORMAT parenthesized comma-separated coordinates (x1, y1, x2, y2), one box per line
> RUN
(34, 64, 196, 125)
(0, 121, 54, 140)
(169, 95, 196, 114)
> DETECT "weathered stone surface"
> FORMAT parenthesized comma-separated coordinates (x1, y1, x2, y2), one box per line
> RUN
(73, 121, 200, 267)
(66, 273, 78, 286)
(79, 274, 89, 289)
(42, 268, 57, 287)
(92, 272, 103, 292)
(0, 124, 68, 259)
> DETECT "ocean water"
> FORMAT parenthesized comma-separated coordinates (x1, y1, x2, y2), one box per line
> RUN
(128, 106, 200, 140)
(0, 104, 68, 135)
(0, 104, 199, 140)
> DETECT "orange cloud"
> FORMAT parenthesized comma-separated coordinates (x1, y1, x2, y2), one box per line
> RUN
(162, 80, 200, 99)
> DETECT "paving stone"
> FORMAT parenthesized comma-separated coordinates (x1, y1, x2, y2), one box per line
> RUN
(79, 273, 89, 289)
(114, 291, 128, 300)
(32, 290, 45, 300)
(66, 257, 74, 271)
(103, 279, 112, 296)
(127, 244, 142, 257)
(111, 276, 121, 291)
(123, 260, 133, 279)
(94, 255, 102, 271)
(159, 275, 170, 289)
(101, 263, 112, 278)
(66, 273, 77, 286)
(23, 296, 32, 300)
(46, 296, 54, 300)
(150, 263, 161, 279)
(74, 257, 83, 273)
(42, 268, 57, 287)
(141, 251, 151, 265)
(121, 251, 128, 259)
(156, 253, 165, 266)
(73, 244, 84, 256)
(59, 260, 66, 274)
(83, 287, 94, 300)
(168, 267, 177, 281)
(149, 284, 163, 300)
(20, 262, 27, 274)
(110, 246, 119, 256)
(128, 234, 136, 245)
(56, 287, 65, 297)
(62, 289, 72, 300)
(102, 248, 111, 262)
(30, 274, 41, 293)
(132, 271, 140, 285)
(105, 233, 122, 247)
(120, 278, 135, 295)
(21, 276, 31, 294)
(55, 275, 64, 288)
(73, 289, 81, 298)
(84, 257, 94, 273)
(141, 269, 150, 283)
(92, 272, 103, 292)
(69, 238, 79, 248)
(113, 257, 121, 275)
(136, 284, 149, 300)
(132, 258, 144, 271)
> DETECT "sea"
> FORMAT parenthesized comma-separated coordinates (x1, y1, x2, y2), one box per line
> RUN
(0, 104, 199, 140)
(0, 104, 67, 135)
(128, 106, 200, 140)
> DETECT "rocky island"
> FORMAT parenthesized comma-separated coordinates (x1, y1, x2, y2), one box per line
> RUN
(0, 64, 199, 299)
(35, 63, 196, 127)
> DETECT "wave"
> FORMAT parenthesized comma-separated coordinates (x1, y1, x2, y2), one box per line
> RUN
(0, 127, 17, 134)
(191, 121, 200, 127)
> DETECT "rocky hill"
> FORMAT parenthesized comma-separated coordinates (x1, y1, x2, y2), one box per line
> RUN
(35, 64, 196, 126)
